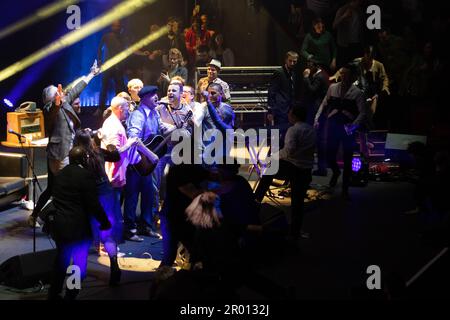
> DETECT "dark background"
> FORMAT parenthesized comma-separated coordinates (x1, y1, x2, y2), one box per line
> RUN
(1, 0, 450, 139)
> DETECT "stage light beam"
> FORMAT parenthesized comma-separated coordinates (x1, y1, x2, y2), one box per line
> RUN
(0, 0, 157, 84)
(0, 0, 80, 40)
(65, 25, 168, 91)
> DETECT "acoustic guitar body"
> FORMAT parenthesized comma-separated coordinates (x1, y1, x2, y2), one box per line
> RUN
(146, 135, 167, 158)
(132, 151, 158, 176)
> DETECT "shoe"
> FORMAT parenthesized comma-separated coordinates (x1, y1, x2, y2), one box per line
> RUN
(329, 170, 341, 187)
(127, 234, 144, 242)
(147, 230, 162, 239)
(109, 256, 121, 286)
(312, 169, 328, 177)
(138, 227, 162, 239)
(124, 230, 144, 242)
(98, 244, 126, 257)
(21, 199, 34, 211)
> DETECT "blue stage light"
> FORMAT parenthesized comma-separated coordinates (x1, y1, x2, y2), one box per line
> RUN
(352, 157, 362, 172)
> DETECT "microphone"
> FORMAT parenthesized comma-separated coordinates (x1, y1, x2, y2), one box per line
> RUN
(8, 129, 25, 138)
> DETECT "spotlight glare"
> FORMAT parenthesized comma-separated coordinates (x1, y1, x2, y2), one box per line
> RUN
(0, 0, 157, 83)
(3, 98, 14, 108)
(65, 25, 168, 90)
(0, 0, 80, 40)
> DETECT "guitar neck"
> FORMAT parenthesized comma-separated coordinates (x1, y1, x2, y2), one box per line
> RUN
(152, 111, 193, 154)
(153, 135, 172, 153)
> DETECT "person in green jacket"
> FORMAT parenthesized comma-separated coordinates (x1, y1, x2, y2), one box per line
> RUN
(301, 18, 337, 73)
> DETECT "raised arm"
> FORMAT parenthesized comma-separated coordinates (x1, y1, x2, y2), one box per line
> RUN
(66, 62, 100, 104)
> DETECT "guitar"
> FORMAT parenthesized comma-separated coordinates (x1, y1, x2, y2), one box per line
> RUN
(132, 110, 193, 176)
(144, 109, 193, 158)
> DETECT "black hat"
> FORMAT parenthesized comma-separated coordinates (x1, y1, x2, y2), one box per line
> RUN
(138, 85, 158, 99)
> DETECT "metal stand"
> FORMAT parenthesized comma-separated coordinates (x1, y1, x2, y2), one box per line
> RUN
(18, 138, 42, 253)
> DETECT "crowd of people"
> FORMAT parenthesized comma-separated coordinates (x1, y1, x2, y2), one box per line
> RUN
(97, 5, 235, 113)
(23, 0, 450, 300)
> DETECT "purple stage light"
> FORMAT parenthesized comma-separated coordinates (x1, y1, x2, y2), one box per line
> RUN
(352, 157, 362, 172)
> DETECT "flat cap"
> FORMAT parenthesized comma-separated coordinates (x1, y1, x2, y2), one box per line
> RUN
(138, 85, 158, 98)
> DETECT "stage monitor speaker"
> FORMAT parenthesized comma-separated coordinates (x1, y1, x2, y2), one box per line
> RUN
(0, 249, 57, 289)
(385, 133, 427, 163)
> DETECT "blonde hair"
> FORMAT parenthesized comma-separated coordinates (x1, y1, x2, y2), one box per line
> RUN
(127, 78, 143, 90)
(170, 75, 185, 85)
(286, 51, 299, 59)
(116, 91, 132, 101)
(168, 48, 183, 65)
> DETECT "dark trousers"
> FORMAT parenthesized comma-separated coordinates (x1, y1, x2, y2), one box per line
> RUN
(99, 67, 125, 112)
(316, 114, 328, 172)
(159, 209, 196, 267)
(48, 239, 91, 300)
(254, 160, 311, 237)
(326, 118, 356, 191)
(123, 167, 156, 232)
(273, 115, 290, 149)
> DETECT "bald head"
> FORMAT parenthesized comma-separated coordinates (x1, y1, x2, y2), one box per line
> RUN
(69, 146, 87, 166)
(110, 96, 130, 121)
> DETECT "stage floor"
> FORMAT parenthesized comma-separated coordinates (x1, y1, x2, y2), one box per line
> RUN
(0, 150, 447, 299)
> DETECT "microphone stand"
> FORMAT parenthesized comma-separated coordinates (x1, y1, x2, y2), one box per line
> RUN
(17, 136, 42, 253)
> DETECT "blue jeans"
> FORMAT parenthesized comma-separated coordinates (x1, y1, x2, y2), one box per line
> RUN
(123, 166, 156, 231)
(48, 239, 91, 299)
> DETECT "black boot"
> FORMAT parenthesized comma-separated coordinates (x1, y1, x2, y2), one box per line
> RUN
(109, 256, 121, 286)
(329, 169, 341, 187)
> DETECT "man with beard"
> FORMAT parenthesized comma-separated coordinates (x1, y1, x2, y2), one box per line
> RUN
(268, 51, 300, 146)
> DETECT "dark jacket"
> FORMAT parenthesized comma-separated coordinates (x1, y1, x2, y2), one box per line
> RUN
(50, 164, 109, 243)
(268, 66, 299, 120)
(303, 69, 329, 104)
(44, 80, 86, 161)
